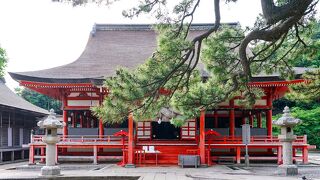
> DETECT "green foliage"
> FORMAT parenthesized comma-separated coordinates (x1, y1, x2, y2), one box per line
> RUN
(15, 87, 62, 114)
(285, 20, 320, 101)
(85, 0, 319, 126)
(291, 106, 320, 148)
(248, 19, 320, 80)
(291, 20, 320, 68)
(271, 20, 320, 146)
(0, 46, 8, 78)
(287, 70, 320, 101)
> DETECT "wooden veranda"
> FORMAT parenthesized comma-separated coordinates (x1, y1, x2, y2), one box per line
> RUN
(28, 134, 312, 166)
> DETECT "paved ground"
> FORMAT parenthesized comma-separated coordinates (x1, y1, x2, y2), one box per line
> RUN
(0, 152, 319, 180)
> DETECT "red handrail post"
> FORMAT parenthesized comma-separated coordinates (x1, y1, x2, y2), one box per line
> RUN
(277, 146, 282, 164)
(55, 145, 59, 164)
(302, 146, 308, 164)
(236, 147, 241, 164)
(40, 147, 45, 163)
(29, 145, 35, 165)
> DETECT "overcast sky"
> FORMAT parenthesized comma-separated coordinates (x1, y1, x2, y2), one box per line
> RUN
(0, 0, 318, 90)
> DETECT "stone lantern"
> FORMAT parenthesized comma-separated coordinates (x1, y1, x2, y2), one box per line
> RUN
(37, 109, 65, 176)
(273, 106, 301, 176)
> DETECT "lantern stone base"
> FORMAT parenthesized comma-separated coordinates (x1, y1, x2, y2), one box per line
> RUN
(40, 166, 61, 176)
(277, 164, 298, 176)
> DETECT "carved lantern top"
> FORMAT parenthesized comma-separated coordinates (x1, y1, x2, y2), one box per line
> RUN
(37, 109, 65, 129)
(273, 106, 301, 127)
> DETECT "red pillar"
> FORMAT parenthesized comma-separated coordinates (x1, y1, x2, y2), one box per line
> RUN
(199, 109, 206, 165)
(63, 110, 68, 137)
(214, 110, 218, 128)
(126, 112, 135, 167)
(62, 95, 68, 137)
(99, 95, 104, 138)
(249, 113, 254, 128)
(266, 93, 273, 136)
(40, 147, 45, 163)
(229, 100, 235, 138)
(99, 119, 104, 138)
(257, 112, 262, 128)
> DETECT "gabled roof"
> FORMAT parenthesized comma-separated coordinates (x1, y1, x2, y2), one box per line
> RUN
(0, 78, 49, 115)
(9, 23, 237, 85)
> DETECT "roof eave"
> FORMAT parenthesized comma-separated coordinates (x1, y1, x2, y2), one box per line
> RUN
(9, 72, 104, 85)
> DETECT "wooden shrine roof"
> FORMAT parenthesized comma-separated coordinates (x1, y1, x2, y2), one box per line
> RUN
(9, 23, 234, 85)
(9, 23, 313, 86)
(0, 78, 49, 115)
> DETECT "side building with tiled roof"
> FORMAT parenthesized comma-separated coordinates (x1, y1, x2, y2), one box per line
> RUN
(0, 78, 48, 163)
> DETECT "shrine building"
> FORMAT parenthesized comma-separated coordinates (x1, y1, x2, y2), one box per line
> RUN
(0, 78, 48, 163)
(9, 24, 313, 166)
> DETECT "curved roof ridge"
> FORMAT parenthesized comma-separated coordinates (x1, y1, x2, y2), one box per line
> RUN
(92, 23, 238, 32)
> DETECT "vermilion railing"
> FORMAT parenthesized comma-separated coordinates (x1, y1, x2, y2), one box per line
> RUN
(32, 135, 307, 145)
(206, 135, 307, 144)
(31, 135, 127, 144)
